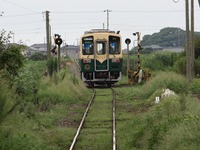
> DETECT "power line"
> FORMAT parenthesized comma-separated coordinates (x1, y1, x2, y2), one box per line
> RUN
(113, 9, 198, 13)
(51, 10, 189, 14)
(1, 0, 40, 13)
(1, 12, 42, 17)
(52, 11, 102, 14)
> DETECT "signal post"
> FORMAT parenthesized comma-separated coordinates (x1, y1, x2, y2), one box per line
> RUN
(125, 32, 151, 84)
(51, 34, 63, 71)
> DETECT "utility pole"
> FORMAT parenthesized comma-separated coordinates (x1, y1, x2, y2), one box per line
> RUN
(185, 0, 195, 81)
(103, 23, 105, 29)
(11, 32, 15, 43)
(104, 9, 111, 30)
(46, 11, 51, 59)
(185, 0, 191, 80)
(191, 0, 195, 77)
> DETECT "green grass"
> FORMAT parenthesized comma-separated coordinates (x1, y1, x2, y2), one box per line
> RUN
(1, 56, 200, 150)
(0, 60, 92, 150)
(75, 89, 113, 150)
(115, 71, 200, 150)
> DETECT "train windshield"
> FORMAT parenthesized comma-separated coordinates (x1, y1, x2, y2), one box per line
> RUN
(96, 42, 106, 55)
(82, 36, 94, 55)
(109, 36, 120, 54)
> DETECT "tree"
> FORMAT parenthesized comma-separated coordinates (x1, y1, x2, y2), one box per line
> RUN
(30, 52, 47, 61)
(0, 30, 24, 78)
(141, 27, 186, 47)
(194, 34, 200, 59)
(0, 30, 25, 123)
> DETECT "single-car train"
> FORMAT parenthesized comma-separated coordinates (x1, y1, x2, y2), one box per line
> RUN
(79, 29, 123, 87)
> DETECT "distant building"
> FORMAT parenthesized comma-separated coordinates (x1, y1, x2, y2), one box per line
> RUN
(61, 45, 79, 56)
(163, 47, 184, 53)
(27, 43, 48, 56)
(143, 45, 163, 51)
(25, 43, 56, 57)
(143, 45, 184, 53)
(25, 44, 79, 57)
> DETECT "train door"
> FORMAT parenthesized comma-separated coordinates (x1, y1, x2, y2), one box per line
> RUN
(94, 40, 109, 71)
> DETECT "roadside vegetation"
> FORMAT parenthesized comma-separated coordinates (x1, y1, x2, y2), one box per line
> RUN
(116, 31, 200, 149)
(116, 71, 200, 150)
(0, 30, 91, 149)
(1, 28, 200, 149)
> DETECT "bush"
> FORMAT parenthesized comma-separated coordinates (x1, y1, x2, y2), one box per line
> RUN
(128, 71, 188, 100)
(30, 52, 46, 61)
(142, 52, 176, 71)
(47, 57, 58, 77)
(0, 79, 9, 122)
(0, 129, 46, 150)
(189, 78, 200, 94)
(15, 67, 38, 97)
(173, 56, 186, 75)
(0, 45, 24, 77)
(37, 70, 90, 111)
(194, 58, 200, 76)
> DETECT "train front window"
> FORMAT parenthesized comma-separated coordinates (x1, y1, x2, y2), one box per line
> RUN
(109, 36, 120, 54)
(82, 36, 93, 55)
(97, 42, 106, 55)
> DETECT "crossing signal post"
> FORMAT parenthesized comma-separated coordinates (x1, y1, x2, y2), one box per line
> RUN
(54, 34, 63, 71)
(125, 32, 151, 84)
(133, 32, 142, 71)
(125, 38, 131, 82)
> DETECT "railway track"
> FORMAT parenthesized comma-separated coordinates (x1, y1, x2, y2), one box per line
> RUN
(69, 87, 117, 150)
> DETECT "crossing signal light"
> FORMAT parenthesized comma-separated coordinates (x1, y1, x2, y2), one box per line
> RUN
(125, 38, 131, 45)
(55, 37, 62, 46)
(54, 34, 63, 46)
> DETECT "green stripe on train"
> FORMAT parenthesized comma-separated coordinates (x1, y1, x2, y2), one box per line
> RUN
(80, 59, 123, 72)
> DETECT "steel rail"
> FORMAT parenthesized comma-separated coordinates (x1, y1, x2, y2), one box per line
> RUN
(69, 89, 96, 150)
(73, 58, 81, 70)
(69, 88, 117, 150)
(111, 88, 117, 150)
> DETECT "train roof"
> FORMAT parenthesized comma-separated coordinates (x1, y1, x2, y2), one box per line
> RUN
(84, 29, 116, 34)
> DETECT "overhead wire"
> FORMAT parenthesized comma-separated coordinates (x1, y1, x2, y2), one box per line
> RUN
(0, 5, 193, 45)
(112, 10, 184, 13)
(1, 0, 40, 13)
(51, 9, 188, 14)
(1, 12, 42, 17)
(52, 11, 103, 14)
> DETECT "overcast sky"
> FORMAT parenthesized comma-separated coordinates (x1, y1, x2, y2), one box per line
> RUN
(0, 0, 200, 48)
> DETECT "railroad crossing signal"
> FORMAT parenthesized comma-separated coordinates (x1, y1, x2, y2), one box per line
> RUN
(54, 34, 63, 46)
(55, 37, 62, 46)
(125, 38, 131, 45)
(53, 34, 62, 71)
(125, 38, 131, 82)
(126, 32, 151, 84)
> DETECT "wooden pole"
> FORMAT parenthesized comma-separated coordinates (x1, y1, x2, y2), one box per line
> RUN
(46, 11, 51, 58)
(186, 0, 191, 80)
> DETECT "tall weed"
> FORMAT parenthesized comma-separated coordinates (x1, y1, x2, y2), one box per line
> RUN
(140, 71, 188, 99)
(189, 78, 200, 94)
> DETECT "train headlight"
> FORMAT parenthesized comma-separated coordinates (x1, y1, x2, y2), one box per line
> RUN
(85, 64, 90, 70)
(83, 59, 91, 63)
(112, 58, 120, 63)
